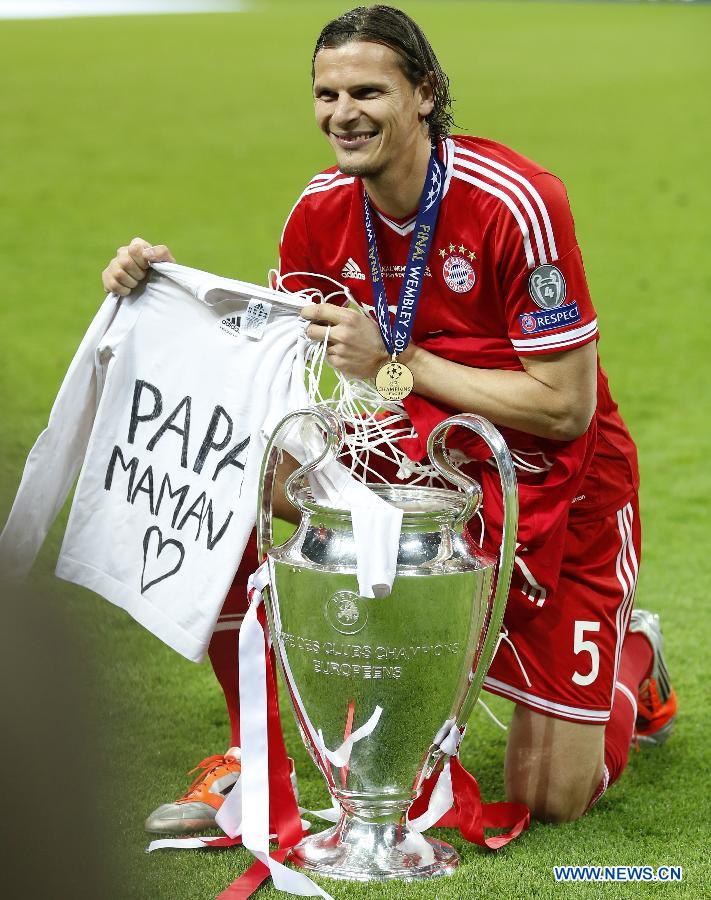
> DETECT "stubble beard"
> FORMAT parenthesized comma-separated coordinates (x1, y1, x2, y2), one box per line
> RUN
(335, 151, 385, 180)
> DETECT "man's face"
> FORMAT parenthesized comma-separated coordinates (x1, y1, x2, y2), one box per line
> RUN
(313, 41, 434, 179)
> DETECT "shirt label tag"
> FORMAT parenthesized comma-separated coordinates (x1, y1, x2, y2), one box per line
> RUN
(241, 299, 272, 340)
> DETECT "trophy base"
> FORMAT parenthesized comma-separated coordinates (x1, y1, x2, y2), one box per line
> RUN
(289, 816, 459, 882)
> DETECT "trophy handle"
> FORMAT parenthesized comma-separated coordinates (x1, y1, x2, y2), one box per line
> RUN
(257, 406, 345, 560)
(426, 414, 518, 720)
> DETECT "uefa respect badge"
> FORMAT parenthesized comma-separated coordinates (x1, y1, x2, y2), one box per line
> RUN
(520, 301, 581, 334)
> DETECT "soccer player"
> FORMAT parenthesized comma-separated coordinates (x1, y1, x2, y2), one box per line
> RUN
(103, 5, 676, 831)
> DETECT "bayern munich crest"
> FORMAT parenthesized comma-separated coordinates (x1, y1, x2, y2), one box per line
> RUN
(439, 242, 477, 294)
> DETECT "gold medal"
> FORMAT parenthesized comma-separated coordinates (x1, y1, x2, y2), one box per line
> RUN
(375, 356, 414, 402)
(363, 149, 444, 404)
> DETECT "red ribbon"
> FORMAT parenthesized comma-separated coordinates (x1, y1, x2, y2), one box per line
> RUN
(409, 757, 530, 849)
(216, 849, 290, 900)
(259, 604, 304, 850)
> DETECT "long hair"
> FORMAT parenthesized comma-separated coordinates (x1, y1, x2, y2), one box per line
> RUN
(312, 5, 455, 140)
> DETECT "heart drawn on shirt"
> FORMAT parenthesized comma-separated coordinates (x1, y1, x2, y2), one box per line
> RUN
(140, 526, 185, 594)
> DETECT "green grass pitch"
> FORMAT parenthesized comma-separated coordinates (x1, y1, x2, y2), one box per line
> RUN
(1, 1, 709, 898)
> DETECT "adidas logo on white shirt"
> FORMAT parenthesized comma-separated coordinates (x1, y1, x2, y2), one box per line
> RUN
(341, 257, 366, 280)
(219, 315, 241, 338)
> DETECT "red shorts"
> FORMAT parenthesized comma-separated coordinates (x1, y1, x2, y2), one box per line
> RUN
(483, 496, 641, 724)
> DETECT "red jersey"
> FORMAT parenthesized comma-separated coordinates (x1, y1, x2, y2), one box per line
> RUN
(278, 136, 639, 596)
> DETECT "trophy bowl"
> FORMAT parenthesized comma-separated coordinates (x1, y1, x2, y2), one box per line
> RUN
(258, 409, 517, 882)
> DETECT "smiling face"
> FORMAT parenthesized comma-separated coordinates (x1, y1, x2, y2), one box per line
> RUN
(313, 41, 434, 180)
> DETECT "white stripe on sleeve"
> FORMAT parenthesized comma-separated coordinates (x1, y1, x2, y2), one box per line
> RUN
(455, 144, 559, 261)
(452, 169, 536, 269)
(511, 319, 598, 353)
(454, 153, 549, 265)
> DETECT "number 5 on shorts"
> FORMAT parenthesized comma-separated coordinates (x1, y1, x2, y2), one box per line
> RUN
(572, 620, 601, 686)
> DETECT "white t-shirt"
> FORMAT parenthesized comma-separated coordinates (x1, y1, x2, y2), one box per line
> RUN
(0, 263, 401, 661)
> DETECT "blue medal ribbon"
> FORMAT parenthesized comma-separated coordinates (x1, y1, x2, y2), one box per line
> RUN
(363, 145, 445, 358)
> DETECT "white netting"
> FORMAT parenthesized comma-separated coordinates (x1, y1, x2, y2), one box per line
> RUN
(271, 269, 446, 488)
(305, 347, 447, 487)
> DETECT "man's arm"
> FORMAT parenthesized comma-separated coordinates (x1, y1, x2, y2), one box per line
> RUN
(403, 340, 597, 442)
(300, 303, 597, 442)
(272, 453, 301, 525)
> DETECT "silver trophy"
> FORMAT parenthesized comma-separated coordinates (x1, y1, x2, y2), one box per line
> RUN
(258, 408, 517, 882)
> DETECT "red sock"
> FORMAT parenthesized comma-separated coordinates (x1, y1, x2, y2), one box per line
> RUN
(208, 630, 241, 748)
(208, 531, 259, 749)
(587, 631, 653, 809)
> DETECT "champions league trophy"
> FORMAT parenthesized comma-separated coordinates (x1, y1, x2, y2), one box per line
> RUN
(257, 408, 517, 882)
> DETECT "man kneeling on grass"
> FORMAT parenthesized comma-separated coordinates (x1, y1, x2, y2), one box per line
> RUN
(102, 4, 677, 834)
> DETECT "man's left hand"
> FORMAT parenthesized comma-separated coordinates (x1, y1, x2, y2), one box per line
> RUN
(301, 303, 389, 379)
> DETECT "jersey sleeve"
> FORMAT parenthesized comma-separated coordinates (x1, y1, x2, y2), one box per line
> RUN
(496, 172, 598, 356)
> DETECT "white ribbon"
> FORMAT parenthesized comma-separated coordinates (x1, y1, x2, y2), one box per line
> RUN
(433, 719, 466, 757)
(298, 801, 341, 824)
(147, 836, 232, 852)
(408, 761, 455, 834)
(147, 833, 277, 852)
(476, 697, 508, 731)
(395, 830, 436, 865)
(494, 626, 532, 688)
(316, 705, 383, 768)
(405, 721, 466, 835)
(214, 562, 334, 899)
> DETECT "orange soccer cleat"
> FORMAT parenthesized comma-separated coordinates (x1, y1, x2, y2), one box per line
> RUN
(629, 610, 677, 747)
(144, 749, 299, 834)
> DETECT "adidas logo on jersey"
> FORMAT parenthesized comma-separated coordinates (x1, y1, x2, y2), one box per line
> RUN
(219, 315, 242, 337)
(341, 257, 366, 280)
